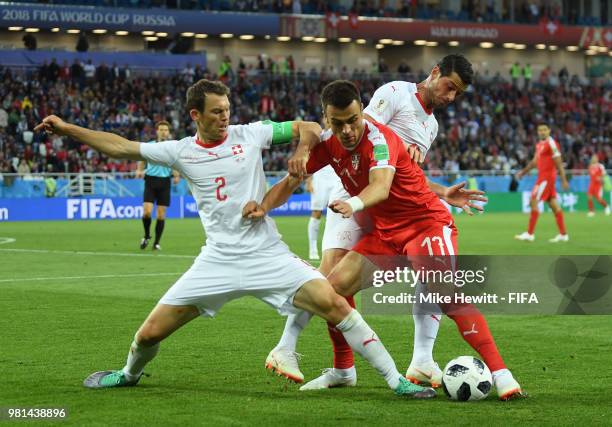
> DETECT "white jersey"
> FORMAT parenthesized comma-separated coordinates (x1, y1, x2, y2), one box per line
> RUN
(140, 122, 281, 254)
(364, 81, 439, 155)
(310, 165, 342, 211)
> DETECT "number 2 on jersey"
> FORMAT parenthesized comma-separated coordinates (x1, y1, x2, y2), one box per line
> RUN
(215, 177, 228, 201)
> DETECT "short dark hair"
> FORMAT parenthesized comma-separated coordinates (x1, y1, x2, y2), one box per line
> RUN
(155, 120, 171, 130)
(536, 122, 550, 128)
(438, 54, 474, 87)
(321, 80, 361, 111)
(186, 79, 230, 112)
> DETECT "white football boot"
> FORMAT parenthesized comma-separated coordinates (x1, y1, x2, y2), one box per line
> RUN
(605, 206, 611, 216)
(587, 211, 595, 218)
(405, 361, 443, 388)
(265, 347, 304, 383)
(548, 234, 569, 243)
(299, 367, 357, 391)
(493, 369, 526, 400)
(514, 232, 535, 242)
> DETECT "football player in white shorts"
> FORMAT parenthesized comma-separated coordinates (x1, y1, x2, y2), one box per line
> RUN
(306, 165, 338, 260)
(269, 57, 523, 400)
(35, 79, 435, 399)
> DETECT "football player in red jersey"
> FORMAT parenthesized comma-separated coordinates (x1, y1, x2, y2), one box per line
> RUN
(515, 123, 569, 242)
(248, 80, 523, 400)
(587, 154, 610, 217)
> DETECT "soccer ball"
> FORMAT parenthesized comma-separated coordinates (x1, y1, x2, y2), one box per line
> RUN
(442, 356, 492, 401)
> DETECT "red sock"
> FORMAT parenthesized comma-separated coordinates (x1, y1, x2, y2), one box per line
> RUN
(527, 210, 539, 234)
(554, 211, 566, 235)
(327, 295, 355, 369)
(444, 304, 506, 372)
(588, 199, 594, 212)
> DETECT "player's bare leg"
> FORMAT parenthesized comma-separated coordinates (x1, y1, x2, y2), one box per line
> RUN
(153, 205, 168, 250)
(515, 198, 537, 242)
(141, 202, 154, 249)
(266, 248, 348, 384)
(293, 278, 435, 398)
(84, 304, 200, 388)
(300, 251, 378, 390)
(547, 198, 569, 242)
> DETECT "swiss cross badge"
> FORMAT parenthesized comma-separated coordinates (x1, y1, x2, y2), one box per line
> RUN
(351, 153, 360, 171)
(231, 145, 243, 155)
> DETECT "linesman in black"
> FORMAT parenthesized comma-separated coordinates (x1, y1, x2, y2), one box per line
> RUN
(136, 120, 180, 250)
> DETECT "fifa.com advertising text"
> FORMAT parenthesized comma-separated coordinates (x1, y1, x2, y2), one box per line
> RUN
(360, 256, 612, 315)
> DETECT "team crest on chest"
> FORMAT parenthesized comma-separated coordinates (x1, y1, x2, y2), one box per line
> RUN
(231, 144, 245, 162)
(351, 153, 361, 170)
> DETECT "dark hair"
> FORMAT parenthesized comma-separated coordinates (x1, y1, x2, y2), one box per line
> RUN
(536, 122, 550, 128)
(438, 54, 474, 87)
(155, 120, 171, 130)
(186, 79, 230, 112)
(321, 80, 361, 111)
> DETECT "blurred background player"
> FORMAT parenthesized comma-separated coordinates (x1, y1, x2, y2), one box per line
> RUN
(587, 154, 610, 217)
(135, 120, 180, 250)
(515, 123, 570, 243)
(306, 165, 337, 260)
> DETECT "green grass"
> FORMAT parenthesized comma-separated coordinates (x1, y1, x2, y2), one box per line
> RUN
(1, 213, 611, 425)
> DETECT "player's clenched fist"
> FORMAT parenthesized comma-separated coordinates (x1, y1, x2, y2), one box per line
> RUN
(329, 199, 353, 218)
(287, 148, 309, 178)
(34, 115, 68, 136)
(242, 200, 266, 219)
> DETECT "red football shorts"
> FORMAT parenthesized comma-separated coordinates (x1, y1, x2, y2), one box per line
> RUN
(531, 177, 557, 202)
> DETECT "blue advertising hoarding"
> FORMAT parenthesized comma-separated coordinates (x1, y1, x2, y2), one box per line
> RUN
(0, 194, 312, 222)
(0, 4, 279, 34)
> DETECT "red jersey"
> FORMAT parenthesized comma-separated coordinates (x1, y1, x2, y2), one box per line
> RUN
(536, 137, 561, 179)
(306, 119, 451, 236)
(589, 163, 605, 186)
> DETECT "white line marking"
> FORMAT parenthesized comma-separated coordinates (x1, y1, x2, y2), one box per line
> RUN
(0, 237, 16, 245)
(0, 272, 183, 283)
(0, 248, 195, 258)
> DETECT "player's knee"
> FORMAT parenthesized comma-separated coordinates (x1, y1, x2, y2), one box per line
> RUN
(328, 272, 354, 297)
(311, 210, 322, 219)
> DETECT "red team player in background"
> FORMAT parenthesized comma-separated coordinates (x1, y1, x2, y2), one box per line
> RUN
(587, 154, 610, 217)
(515, 123, 570, 243)
(252, 80, 523, 400)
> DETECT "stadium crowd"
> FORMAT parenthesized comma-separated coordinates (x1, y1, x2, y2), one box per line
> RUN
(11, 0, 605, 26)
(0, 60, 610, 176)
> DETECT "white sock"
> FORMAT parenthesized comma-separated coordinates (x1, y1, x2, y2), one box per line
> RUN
(492, 368, 511, 380)
(275, 310, 313, 352)
(122, 338, 160, 380)
(308, 217, 320, 253)
(336, 309, 402, 390)
(411, 282, 442, 365)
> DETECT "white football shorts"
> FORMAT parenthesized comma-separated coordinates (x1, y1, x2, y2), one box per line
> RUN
(321, 179, 363, 251)
(310, 166, 338, 211)
(159, 241, 324, 317)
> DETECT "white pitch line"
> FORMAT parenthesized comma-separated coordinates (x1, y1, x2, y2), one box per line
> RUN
(0, 237, 16, 245)
(0, 248, 195, 259)
(0, 272, 183, 283)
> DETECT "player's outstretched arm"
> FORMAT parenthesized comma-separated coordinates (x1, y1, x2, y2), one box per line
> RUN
(287, 121, 323, 178)
(242, 175, 303, 219)
(329, 168, 394, 218)
(35, 115, 143, 160)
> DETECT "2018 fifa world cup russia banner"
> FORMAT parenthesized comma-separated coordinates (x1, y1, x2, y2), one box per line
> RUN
(0, 4, 278, 34)
(0, 194, 313, 222)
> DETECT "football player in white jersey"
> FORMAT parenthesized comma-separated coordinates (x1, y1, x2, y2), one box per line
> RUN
(270, 57, 523, 400)
(35, 79, 435, 399)
(306, 165, 338, 260)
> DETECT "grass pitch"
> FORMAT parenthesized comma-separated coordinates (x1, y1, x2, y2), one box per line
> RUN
(1, 212, 611, 425)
